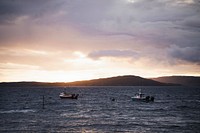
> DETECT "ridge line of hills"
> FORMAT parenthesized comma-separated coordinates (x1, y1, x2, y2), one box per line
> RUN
(1, 75, 199, 87)
(67, 75, 177, 86)
(151, 76, 200, 86)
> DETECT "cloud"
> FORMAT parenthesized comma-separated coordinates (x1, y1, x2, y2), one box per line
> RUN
(169, 45, 200, 64)
(0, 0, 199, 52)
(0, 0, 65, 24)
(1, 0, 199, 60)
(88, 50, 138, 60)
(181, 15, 200, 29)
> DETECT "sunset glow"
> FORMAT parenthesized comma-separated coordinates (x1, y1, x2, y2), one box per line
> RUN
(0, 0, 200, 82)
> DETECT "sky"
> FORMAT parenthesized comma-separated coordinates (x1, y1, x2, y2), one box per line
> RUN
(0, 0, 200, 82)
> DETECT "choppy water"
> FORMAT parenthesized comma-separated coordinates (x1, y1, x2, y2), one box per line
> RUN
(0, 86, 200, 133)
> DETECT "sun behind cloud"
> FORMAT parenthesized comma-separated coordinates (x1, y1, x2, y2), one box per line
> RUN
(126, 0, 136, 3)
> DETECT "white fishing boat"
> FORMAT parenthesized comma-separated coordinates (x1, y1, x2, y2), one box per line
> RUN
(131, 89, 154, 102)
(59, 92, 79, 99)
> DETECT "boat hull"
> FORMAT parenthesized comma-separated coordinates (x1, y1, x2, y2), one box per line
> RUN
(131, 97, 147, 102)
(60, 96, 78, 99)
(59, 93, 79, 99)
(131, 97, 154, 102)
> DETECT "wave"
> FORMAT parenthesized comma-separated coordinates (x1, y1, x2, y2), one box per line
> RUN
(0, 109, 36, 114)
(176, 105, 190, 109)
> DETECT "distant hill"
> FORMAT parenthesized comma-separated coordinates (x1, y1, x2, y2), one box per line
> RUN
(0, 75, 180, 87)
(151, 76, 200, 86)
(67, 75, 177, 86)
(0, 82, 67, 87)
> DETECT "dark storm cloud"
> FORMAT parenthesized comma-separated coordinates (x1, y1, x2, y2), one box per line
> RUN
(0, 0, 70, 46)
(169, 46, 200, 64)
(181, 16, 200, 30)
(0, 0, 65, 24)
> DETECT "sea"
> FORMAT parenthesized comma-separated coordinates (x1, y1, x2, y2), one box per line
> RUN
(0, 86, 200, 133)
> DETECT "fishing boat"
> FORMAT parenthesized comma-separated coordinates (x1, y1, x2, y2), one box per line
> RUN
(59, 92, 79, 99)
(131, 89, 154, 102)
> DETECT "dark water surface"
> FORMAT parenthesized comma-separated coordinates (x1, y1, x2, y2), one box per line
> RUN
(0, 86, 200, 133)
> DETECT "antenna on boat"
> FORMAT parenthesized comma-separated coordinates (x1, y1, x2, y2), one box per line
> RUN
(139, 89, 142, 94)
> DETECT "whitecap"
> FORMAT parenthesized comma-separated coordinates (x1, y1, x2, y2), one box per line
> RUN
(0, 109, 36, 114)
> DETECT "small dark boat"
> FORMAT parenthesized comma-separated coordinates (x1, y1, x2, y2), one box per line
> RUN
(59, 92, 79, 99)
(131, 89, 154, 102)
